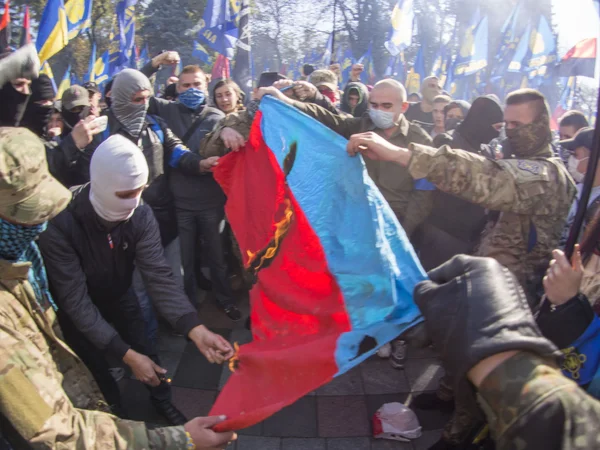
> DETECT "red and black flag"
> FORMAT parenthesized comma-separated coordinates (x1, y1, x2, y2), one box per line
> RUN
(559, 38, 597, 78)
(0, 1, 10, 52)
(19, 5, 30, 47)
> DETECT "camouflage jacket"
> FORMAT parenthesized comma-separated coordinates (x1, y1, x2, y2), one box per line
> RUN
(409, 144, 576, 299)
(478, 352, 600, 449)
(0, 258, 187, 449)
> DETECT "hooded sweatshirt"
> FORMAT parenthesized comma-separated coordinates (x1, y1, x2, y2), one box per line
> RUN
(341, 82, 369, 118)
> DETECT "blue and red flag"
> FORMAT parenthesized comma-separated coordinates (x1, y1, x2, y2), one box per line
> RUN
(559, 38, 597, 79)
(209, 96, 425, 430)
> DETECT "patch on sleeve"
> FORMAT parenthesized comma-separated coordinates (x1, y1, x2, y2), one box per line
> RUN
(0, 364, 53, 440)
(517, 160, 542, 175)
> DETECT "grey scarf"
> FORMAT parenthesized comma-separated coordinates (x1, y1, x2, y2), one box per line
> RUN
(110, 69, 152, 138)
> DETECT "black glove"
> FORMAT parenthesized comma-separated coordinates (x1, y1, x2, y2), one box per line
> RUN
(414, 255, 559, 383)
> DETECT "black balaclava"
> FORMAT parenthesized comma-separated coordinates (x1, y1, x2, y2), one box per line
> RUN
(61, 106, 91, 133)
(455, 96, 503, 151)
(444, 100, 471, 131)
(104, 78, 114, 108)
(0, 81, 30, 127)
(21, 74, 55, 136)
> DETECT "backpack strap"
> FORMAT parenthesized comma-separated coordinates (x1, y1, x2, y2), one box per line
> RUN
(181, 106, 211, 145)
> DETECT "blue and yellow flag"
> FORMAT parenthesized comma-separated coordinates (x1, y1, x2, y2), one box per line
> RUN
(405, 46, 424, 94)
(36, 0, 69, 63)
(454, 11, 488, 78)
(196, 0, 240, 60)
(84, 41, 96, 82)
(340, 48, 354, 86)
(525, 15, 557, 81)
(39, 62, 58, 94)
(193, 40, 211, 64)
(57, 64, 71, 98)
(93, 50, 110, 85)
(508, 22, 531, 73)
(65, 0, 92, 40)
(384, 0, 414, 56)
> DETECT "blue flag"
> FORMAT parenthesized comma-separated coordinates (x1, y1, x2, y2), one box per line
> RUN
(193, 40, 211, 64)
(358, 45, 376, 84)
(138, 44, 150, 69)
(84, 41, 96, 82)
(384, 0, 414, 56)
(405, 46, 424, 94)
(196, 0, 239, 59)
(93, 50, 110, 86)
(109, 0, 137, 74)
(508, 22, 531, 73)
(490, 2, 521, 83)
(454, 12, 488, 78)
(430, 44, 447, 78)
(57, 64, 71, 98)
(321, 33, 333, 67)
(65, 0, 92, 40)
(525, 15, 557, 82)
(36, 0, 69, 63)
(340, 48, 354, 86)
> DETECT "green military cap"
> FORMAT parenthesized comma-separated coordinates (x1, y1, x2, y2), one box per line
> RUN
(0, 127, 71, 225)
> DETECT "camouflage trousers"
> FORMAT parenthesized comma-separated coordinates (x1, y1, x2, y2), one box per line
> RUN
(437, 374, 486, 445)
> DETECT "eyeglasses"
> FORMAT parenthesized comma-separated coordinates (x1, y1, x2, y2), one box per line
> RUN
(83, 82, 98, 89)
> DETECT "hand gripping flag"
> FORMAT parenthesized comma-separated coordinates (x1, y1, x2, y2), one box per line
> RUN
(209, 96, 426, 431)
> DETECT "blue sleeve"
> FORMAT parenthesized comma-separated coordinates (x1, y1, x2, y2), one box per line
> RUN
(168, 145, 189, 168)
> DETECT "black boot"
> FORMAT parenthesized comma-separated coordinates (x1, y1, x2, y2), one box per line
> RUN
(412, 392, 455, 413)
(152, 399, 187, 425)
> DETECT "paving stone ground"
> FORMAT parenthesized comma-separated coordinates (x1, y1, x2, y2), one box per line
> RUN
(119, 291, 450, 450)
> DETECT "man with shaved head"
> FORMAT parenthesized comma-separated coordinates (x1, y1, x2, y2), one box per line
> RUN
(256, 79, 433, 240)
(405, 76, 443, 132)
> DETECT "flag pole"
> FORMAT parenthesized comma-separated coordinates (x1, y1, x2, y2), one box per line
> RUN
(331, 0, 337, 63)
(564, 87, 600, 259)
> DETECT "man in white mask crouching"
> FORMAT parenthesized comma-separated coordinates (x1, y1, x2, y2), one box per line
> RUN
(39, 135, 234, 425)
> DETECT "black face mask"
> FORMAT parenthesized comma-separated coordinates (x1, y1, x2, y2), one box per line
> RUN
(21, 103, 53, 137)
(0, 83, 30, 127)
(444, 117, 462, 132)
(61, 106, 91, 132)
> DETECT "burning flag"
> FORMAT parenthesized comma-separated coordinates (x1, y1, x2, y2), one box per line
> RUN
(209, 96, 426, 431)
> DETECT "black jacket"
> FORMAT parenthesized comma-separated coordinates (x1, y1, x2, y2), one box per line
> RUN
(46, 132, 101, 188)
(38, 185, 201, 360)
(105, 109, 203, 242)
(147, 98, 226, 212)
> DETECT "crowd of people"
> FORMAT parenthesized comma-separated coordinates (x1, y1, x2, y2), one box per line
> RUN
(1, 42, 600, 449)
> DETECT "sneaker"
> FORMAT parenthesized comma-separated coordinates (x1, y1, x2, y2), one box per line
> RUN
(377, 343, 392, 358)
(224, 305, 242, 321)
(390, 340, 407, 369)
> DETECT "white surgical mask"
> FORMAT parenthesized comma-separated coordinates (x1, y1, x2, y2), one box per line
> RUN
(567, 155, 588, 184)
(369, 109, 396, 130)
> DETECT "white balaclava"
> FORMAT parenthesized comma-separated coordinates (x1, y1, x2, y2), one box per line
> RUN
(89, 134, 149, 222)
